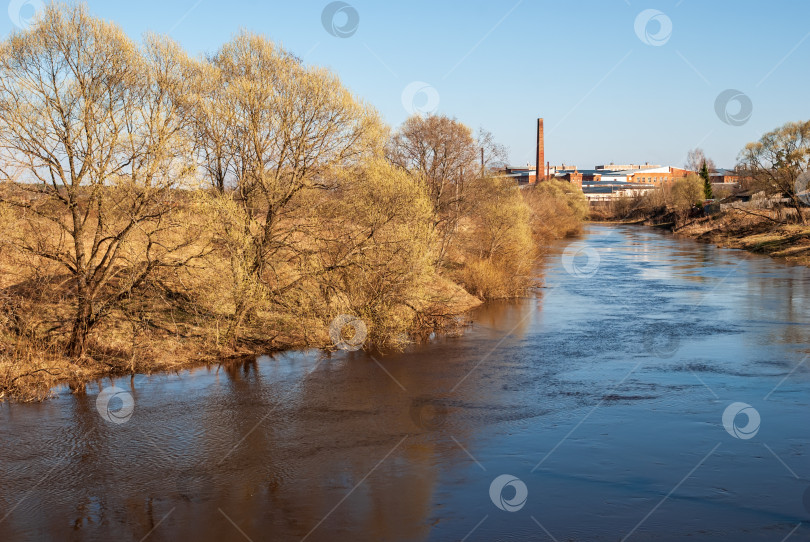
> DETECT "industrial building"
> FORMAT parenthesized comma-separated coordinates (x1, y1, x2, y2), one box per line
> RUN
(595, 163, 662, 171)
(497, 118, 739, 202)
(709, 168, 739, 184)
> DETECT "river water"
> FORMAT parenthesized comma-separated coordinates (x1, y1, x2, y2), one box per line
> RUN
(1, 224, 809, 541)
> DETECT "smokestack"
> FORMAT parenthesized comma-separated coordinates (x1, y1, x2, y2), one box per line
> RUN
(536, 118, 544, 183)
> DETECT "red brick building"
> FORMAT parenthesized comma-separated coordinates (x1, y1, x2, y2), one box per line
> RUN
(710, 169, 739, 184)
(562, 169, 584, 189)
(630, 167, 693, 185)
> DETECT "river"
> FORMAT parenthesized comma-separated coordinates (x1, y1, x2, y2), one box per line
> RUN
(1, 224, 809, 541)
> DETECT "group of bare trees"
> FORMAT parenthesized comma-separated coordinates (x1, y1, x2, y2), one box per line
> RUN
(739, 120, 810, 224)
(619, 125, 810, 226)
(386, 115, 514, 265)
(189, 32, 385, 343)
(0, 3, 419, 357)
(0, 3, 562, 361)
(687, 122, 810, 225)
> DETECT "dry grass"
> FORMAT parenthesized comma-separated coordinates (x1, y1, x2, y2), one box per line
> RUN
(675, 208, 810, 266)
(0, 242, 483, 401)
(458, 258, 532, 300)
(0, 176, 582, 401)
(0, 286, 484, 402)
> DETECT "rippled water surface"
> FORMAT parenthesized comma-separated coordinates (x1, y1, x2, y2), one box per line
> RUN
(1, 224, 809, 541)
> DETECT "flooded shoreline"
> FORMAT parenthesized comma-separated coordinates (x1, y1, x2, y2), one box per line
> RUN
(1, 224, 809, 541)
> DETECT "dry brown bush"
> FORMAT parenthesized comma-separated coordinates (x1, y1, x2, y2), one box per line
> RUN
(452, 176, 536, 299)
(524, 179, 589, 240)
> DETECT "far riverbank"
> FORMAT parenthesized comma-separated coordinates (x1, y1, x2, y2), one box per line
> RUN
(592, 207, 810, 268)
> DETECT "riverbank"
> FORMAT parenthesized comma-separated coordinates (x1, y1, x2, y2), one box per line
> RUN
(0, 179, 586, 403)
(673, 209, 810, 266)
(663, 208, 810, 266)
(592, 205, 810, 267)
(0, 275, 481, 403)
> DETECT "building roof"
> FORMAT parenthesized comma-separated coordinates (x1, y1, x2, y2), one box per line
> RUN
(710, 168, 738, 176)
(595, 164, 662, 170)
(583, 185, 615, 194)
(626, 166, 674, 175)
(582, 182, 656, 194)
(552, 169, 600, 175)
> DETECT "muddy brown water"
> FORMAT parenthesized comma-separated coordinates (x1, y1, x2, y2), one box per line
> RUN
(1, 224, 809, 541)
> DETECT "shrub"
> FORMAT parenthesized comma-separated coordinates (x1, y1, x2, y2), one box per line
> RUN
(524, 179, 589, 240)
(670, 175, 704, 211)
(453, 176, 536, 299)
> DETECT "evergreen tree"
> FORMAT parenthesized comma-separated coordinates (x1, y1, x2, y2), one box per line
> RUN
(700, 162, 713, 200)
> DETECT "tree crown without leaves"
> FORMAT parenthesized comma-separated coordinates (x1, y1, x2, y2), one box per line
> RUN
(739, 119, 810, 223)
(0, 3, 200, 355)
(193, 31, 385, 196)
(189, 31, 388, 343)
(388, 114, 478, 218)
(686, 147, 715, 173)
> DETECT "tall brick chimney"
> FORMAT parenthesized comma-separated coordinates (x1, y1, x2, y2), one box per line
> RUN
(535, 118, 544, 183)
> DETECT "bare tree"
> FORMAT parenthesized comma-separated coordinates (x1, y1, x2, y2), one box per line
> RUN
(685, 148, 716, 173)
(387, 114, 478, 263)
(192, 31, 385, 343)
(738, 120, 810, 224)
(188, 59, 237, 193)
(476, 127, 509, 173)
(0, 4, 197, 357)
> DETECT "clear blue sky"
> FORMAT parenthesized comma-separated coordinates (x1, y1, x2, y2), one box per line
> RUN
(3, 0, 809, 168)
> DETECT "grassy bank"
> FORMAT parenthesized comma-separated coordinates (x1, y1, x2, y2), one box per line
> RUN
(0, 266, 481, 402)
(589, 117, 810, 267)
(592, 203, 810, 267)
(673, 209, 810, 266)
(0, 179, 585, 403)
